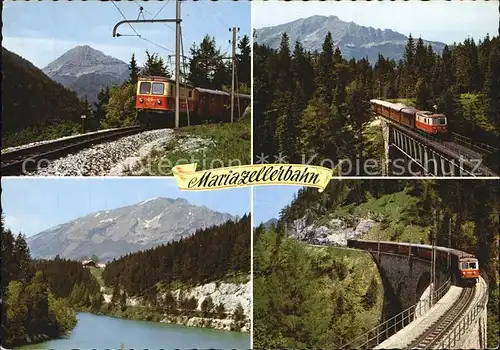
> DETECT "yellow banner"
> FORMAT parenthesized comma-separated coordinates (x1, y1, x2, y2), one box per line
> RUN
(171, 163, 333, 192)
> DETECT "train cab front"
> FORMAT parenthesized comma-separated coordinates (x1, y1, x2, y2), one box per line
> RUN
(416, 111, 449, 139)
(458, 258, 480, 286)
(431, 114, 449, 136)
(135, 78, 169, 113)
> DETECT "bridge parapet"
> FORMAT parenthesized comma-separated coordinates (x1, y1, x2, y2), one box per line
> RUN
(340, 278, 451, 349)
(436, 276, 488, 349)
(377, 116, 498, 176)
(339, 248, 453, 349)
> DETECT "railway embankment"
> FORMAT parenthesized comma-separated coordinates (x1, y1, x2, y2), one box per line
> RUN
(3, 128, 174, 176)
(134, 117, 251, 176)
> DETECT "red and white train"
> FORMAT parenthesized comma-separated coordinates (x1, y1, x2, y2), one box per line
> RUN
(135, 76, 251, 126)
(347, 239, 479, 286)
(370, 99, 448, 137)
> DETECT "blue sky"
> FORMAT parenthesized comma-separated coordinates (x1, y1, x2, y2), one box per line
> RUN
(1, 178, 251, 237)
(253, 186, 302, 226)
(2, 0, 250, 68)
(253, 1, 498, 44)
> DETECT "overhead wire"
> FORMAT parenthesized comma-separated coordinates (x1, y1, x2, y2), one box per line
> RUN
(140, 37, 175, 54)
(111, 0, 141, 37)
(133, 0, 175, 32)
(111, 1, 175, 54)
(191, 0, 229, 29)
(152, 0, 171, 20)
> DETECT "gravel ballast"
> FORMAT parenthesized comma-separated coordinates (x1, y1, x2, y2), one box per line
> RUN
(29, 129, 174, 176)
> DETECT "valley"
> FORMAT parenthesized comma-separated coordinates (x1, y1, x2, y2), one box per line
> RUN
(253, 12, 499, 176)
(253, 180, 499, 348)
(1, 180, 252, 348)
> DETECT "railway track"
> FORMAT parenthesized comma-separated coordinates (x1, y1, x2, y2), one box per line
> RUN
(1, 126, 147, 176)
(407, 286, 476, 349)
(383, 119, 498, 176)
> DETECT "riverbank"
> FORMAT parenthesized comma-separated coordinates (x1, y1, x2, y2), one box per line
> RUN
(100, 278, 251, 333)
(20, 312, 250, 349)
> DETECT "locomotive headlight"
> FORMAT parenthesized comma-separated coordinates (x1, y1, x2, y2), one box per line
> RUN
(139, 98, 144, 103)
(157, 99, 161, 104)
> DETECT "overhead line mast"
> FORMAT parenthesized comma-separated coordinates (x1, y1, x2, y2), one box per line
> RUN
(112, 0, 183, 128)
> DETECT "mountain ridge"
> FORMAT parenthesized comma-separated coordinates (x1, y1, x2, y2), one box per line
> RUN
(42, 45, 130, 102)
(254, 15, 446, 63)
(27, 197, 236, 261)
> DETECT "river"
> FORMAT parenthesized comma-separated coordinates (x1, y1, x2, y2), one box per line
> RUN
(20, 312, 250, 349)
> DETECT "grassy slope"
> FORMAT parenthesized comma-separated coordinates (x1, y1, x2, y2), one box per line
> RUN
(316, 189, 431, 244)
(138, 118, 251, 176)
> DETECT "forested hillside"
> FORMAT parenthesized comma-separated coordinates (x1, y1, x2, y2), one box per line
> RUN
(264, 180, 499, 348)
(102, 214, 250, 298)
(254, 32, 499, 164)
(1, 47, 88, 148)
(254, 227, 384, 348)
(1, 217, 102, 348)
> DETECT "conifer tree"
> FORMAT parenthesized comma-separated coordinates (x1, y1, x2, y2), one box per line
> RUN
(120, 290, 127, 312)
(128, 53, 140, 84)
(237, 35, 251, 84)
(14, 233, 31, 284)
(201, 296, 215, 316)
(143, 51, 169, 78)
(316, 32, 334, 106)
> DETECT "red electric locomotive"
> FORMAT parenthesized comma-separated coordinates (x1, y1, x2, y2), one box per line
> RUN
(135, 76, 251, 126)
(347, 239, 480, 286)
(370, 99, 448, 137)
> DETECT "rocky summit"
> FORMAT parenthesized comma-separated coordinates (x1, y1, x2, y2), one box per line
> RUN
(254, 15, 446, 63)
(27, 197, 235, 261)
(42, 45, 129, 102)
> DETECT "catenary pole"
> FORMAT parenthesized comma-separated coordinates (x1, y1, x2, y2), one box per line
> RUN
(175, 0, 181, 128)
(113, 15, 182, 128)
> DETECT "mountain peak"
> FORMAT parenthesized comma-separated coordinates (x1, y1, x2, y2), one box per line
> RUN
(28, 198, 235, 261)
(41, 45, 129, 103)
(255, 15, 445, 63)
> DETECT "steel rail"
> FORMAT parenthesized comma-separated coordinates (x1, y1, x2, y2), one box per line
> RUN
(1, 126, 147, 175)
(407, 285, 476, 349)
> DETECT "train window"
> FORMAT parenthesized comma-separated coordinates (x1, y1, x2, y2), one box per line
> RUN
(438, 118, 447, 125)
(469, 262, 477, 269)
(170, 85, 174, 96)
(188, 90, 192, 98)
(139, 82, 151, 94)
(151, 83, 165, 95)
